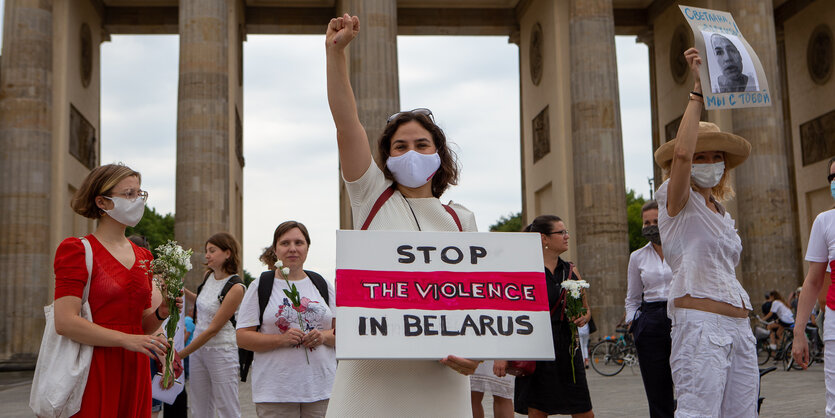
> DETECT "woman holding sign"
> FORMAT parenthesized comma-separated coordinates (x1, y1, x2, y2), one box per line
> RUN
(325, 13, 480, 417)
(654, 47, 757, 416)
(792, 157, 835, 414)
(498, 215, 593, 417)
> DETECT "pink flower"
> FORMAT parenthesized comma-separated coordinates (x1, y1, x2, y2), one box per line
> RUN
(293, 297, 312, 313)
(276, 317, 291, 333)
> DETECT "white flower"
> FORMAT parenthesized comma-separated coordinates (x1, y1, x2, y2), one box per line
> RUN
(571, 289, 581, 299)
(281, 267, 290, 276)
(275, 259, 283, 268)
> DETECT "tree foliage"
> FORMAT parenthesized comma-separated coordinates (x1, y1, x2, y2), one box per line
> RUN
(626, 189, 648, 252)
(126, 206, 175, 258)
(490, 212, 523, 232)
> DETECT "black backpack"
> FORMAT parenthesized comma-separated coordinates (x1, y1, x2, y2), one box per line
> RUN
(236, 269, 329, 381)
(194, 272, 253, 381)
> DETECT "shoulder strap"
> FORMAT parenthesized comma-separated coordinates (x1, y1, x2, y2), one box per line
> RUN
(361, 185, 396, 230)
(79, 237, 93, 304)
(219, 275, 244, 327)
(192, 271, 212, 323)
(442, 204, 463, 232)
(256, 271, 276, 331)
(304, 270, 329, 305)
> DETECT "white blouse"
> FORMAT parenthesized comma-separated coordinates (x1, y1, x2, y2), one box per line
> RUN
(656, 180, 752, 313)
(194, 273, 244, 349)
(625, 242, 673, 321)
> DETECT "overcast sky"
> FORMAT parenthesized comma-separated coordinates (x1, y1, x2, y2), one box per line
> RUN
(0, 6, 652, 279)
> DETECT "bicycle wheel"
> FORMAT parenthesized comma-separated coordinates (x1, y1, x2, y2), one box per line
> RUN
(591, 340, 626, 376)
(756, 341, 771, 365)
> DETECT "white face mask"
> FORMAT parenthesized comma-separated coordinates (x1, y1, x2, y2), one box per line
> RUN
(385, 150, 441, 189)
(103, 196, 145, 227)
(690, 161, 725, 188)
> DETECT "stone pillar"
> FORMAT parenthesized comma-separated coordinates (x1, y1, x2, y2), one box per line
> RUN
(337, 0, 400, 229)
(726, 1, 800, 301)
(569, 0, 629, 335)
(176, 0, 230, 289)
(0, 1, 54, 369)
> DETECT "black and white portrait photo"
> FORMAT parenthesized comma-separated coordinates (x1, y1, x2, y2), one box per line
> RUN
(702, 31, 760, 93)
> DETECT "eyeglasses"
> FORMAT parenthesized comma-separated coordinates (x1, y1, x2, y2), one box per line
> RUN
(386, 108, 434, 124)
(828, 173, 835, 183)
(545, 229, 569, 237)
(111, 189, 149, 202)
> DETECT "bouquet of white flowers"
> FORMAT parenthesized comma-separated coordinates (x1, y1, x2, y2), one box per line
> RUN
(147, 240, 193, 387)
(561, 279, 589, 383)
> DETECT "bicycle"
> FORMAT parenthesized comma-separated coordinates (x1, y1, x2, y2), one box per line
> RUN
(784, 323, 824, 370)
(590, 327, 638, 376)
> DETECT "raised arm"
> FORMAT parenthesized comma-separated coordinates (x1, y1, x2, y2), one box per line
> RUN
(666, 48, 704, 217)
(326, 13, 372, 182)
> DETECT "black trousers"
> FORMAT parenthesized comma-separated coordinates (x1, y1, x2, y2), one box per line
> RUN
(633, 301, 675, 418)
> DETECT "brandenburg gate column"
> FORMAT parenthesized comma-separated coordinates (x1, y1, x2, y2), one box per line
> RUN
(569, 0, 629, 334)
(336, 0, 399, 229)
(726, 1, 800, 299)
(0, 1, 54, 368)
(176, 0, 240, 289)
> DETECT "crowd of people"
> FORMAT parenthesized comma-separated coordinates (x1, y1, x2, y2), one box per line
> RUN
(43, 12, 833, 418)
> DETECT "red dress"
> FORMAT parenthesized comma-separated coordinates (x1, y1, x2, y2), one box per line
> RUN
(54, 234, 154, 418)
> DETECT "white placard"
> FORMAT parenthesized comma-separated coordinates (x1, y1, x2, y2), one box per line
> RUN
(679, 5, 771, 109)
(335, 230, 555, 360)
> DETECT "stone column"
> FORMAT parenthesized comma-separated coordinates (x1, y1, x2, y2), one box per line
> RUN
(176, 0, 230, 289)
(726, 1, 800, 301)
(337, 0, 400, 229)
(569, 0, 629, 335)
(0, 1, 53, 369)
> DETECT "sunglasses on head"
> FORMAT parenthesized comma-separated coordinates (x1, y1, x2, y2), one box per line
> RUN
(386, 108, 434, 124)
(829, 173, 835, 183)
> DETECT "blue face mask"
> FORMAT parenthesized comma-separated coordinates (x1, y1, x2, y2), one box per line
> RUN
(831, 181, 835, 201)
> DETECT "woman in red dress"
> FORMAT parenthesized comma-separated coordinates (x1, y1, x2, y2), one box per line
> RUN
(53, 164, 178, 417)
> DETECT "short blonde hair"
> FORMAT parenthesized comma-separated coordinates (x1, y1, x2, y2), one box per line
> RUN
(661, 162, 735, 202)
(71, 164, 142, 219)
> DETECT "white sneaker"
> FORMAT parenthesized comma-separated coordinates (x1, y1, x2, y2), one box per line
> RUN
(769, 344, 777, 351)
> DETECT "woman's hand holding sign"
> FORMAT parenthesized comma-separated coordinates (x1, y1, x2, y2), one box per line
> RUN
(440, 355, 480, 376)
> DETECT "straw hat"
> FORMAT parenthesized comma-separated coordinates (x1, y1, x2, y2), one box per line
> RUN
(654, 122, 751, 169)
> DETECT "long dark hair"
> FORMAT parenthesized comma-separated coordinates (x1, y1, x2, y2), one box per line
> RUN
(377, 111, 459, 198)
(205, 232, 241, 276)
(524, 215, 562, 234)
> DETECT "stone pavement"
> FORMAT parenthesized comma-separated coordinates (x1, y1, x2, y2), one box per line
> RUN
(1, 361, 826, 417)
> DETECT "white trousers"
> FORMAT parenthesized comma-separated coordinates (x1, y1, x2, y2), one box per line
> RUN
(189, 346, 242, 418)
(670, 308, 759, 418)
(579, 323, 590, 361)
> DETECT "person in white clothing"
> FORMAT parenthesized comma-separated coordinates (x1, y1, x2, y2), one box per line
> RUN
(793, 157, 835, 415)
(624, 200, 674, 418)
(760, 290, 794, 351)
(181, 232, 245, 418)
(654, 47, 757, 417)
(470, 360, 515, 418)
(236, 221, 336, 418)
(325, 13, 481, 417)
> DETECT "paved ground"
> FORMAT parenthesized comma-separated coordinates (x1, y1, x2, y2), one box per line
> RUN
(2, 360, 826, 417)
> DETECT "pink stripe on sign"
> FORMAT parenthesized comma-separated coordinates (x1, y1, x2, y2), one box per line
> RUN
(336, 269, 550, 311)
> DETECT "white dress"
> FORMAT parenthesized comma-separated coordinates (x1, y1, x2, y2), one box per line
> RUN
(326, 162, 478, 417)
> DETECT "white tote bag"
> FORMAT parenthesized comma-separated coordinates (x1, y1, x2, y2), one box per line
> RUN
(29, 237, 94, 418)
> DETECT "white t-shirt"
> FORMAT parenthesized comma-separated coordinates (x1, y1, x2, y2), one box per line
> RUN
(194, 273, 244, 349)
(328, 161, 477, 418)
(806, 209, 835, 265)
(236, 274, 336, 403)
(656, 180, 752, 314)
(769, 299, 794, 324)
(625, 243, 673, 321)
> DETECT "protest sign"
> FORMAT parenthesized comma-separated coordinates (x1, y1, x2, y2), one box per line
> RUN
(335, 230, 555, 360)
(679, 5, 771, 109)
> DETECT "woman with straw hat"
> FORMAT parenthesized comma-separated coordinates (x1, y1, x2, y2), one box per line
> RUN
(653, 47, 757, 416)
